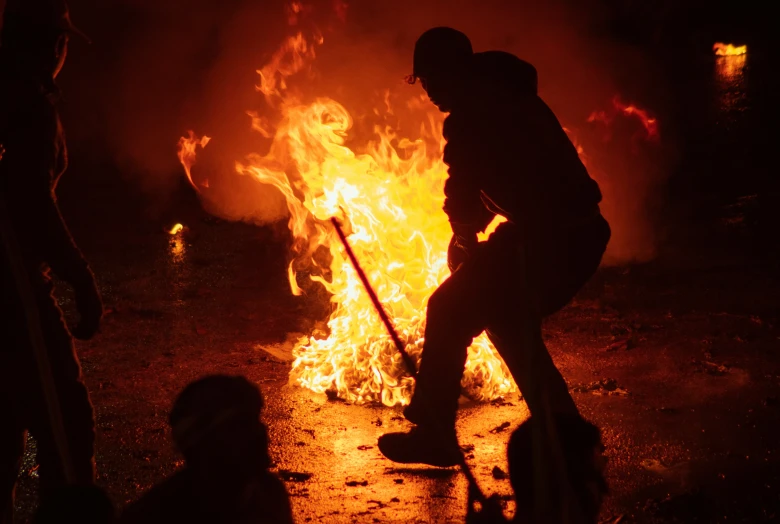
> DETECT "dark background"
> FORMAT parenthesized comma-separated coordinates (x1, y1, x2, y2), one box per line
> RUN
(29, 0, 775, 268)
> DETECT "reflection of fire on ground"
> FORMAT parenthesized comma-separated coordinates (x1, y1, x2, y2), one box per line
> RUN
(177, 3, 660, 407)
(713, 42, 747, 82)
(712, 42, 748, 113)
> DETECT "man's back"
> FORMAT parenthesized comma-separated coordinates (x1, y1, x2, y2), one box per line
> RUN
(442, 52, 602, 232)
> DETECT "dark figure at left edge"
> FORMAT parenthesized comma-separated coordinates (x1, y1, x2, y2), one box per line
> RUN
(0, 1, 102, 522)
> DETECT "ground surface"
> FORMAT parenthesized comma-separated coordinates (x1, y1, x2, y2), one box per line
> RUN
(10, 31, 780, 524)
(12, 190, 780, 523)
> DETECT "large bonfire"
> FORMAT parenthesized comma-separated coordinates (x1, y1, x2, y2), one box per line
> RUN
(178, 9, 657, 407)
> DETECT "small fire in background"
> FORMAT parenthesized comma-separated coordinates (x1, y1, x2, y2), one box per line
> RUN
(587, 96, 659, 149)
(168, 223, 186, 263)
(713, 42, 747, 56)
(713, 42, 748, 110)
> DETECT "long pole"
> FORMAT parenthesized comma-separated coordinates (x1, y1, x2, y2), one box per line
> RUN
(330, 217, 488, 504)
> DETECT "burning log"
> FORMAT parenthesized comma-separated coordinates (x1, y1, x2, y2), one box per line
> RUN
(713, 42, 747, 56)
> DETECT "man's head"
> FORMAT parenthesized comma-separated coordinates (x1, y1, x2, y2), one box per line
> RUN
(1, 0, 87, 81)
(170, 375, 271, 479)
(408, 27, 473, 112)
(508, 414, 608, 523)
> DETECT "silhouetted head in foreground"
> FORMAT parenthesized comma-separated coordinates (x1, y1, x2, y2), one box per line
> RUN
(408, 27, 473, 112)
(508, 414, 608, 523)
(34, 485, 115, 524)
(170, 375, 271, 480)
(120, 376, 293, 524)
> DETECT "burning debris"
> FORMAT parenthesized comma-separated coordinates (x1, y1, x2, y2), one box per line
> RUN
(713, 42, 747, 56)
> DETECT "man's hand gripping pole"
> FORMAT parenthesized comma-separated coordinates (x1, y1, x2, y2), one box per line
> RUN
(330, 217, 489, 505)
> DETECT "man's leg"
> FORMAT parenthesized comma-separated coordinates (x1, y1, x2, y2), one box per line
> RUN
(378, 259, 490, 466)
(487, 318, 578, 418)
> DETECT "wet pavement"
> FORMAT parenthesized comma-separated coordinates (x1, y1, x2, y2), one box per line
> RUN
(11, 191, 780, 522)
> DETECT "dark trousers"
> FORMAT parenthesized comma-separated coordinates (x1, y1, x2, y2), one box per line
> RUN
(0, 283, 96, 524)
(405, 215, 611, 429)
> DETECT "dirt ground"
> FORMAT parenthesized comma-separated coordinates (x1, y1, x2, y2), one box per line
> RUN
(10, 181, 780, 522)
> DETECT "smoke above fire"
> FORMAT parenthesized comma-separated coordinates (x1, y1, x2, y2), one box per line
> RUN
(51, 0, 674, 264)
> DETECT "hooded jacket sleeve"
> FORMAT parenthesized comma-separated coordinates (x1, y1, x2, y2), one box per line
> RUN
(441, 113, 495, 240)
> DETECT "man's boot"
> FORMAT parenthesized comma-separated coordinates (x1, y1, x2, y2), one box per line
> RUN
(378, 424, 462, 467)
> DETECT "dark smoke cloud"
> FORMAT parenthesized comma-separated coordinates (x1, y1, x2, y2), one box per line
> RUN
(3, 0, 677, 263)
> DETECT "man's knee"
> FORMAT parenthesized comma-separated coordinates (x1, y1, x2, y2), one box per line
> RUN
(427, 272, 476, 319)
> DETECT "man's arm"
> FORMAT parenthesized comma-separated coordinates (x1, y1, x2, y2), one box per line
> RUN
(442, 116, 496, 271)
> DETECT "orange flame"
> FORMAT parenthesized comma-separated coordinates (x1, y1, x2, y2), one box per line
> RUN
(168, 223, 184, 235)
(713, 43, 747, 56)
(257, 32, 323, 106)
(587, 96, 659, 143)
(177, 132, 211, 192)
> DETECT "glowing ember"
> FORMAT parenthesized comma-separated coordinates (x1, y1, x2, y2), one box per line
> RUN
(587, 96, 659, 143)
(713, 43, 747, 56)
(177, 132, 211, 192)
(168, 223, 184, 235)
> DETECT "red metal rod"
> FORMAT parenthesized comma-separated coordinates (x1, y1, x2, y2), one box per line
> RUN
(330, 217, 417, 375)
(330, 217, 489, 505)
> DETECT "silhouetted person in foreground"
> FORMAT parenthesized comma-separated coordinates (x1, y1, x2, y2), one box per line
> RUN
(509, 415, 607, 523)
(466, 415, 607, 524)
(0, 1, 102, 522)
(120, 375, 294, 524)
(379, 27, 610, 466)
(34, 485, 115, 524)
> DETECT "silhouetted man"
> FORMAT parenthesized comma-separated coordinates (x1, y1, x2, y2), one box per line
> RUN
(0, 1, 102, 522)
(120, 375, 294, 524)
(379, 28, 611, 466)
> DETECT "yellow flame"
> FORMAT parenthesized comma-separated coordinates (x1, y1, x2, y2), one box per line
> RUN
(178, 33, 525, 406)
(713, 43, 747, 56)
(169, 223, 184, 235)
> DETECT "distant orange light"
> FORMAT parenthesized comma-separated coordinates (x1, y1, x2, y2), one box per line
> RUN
(713, 43, 747, 56)
(169, 223, 184, 235)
